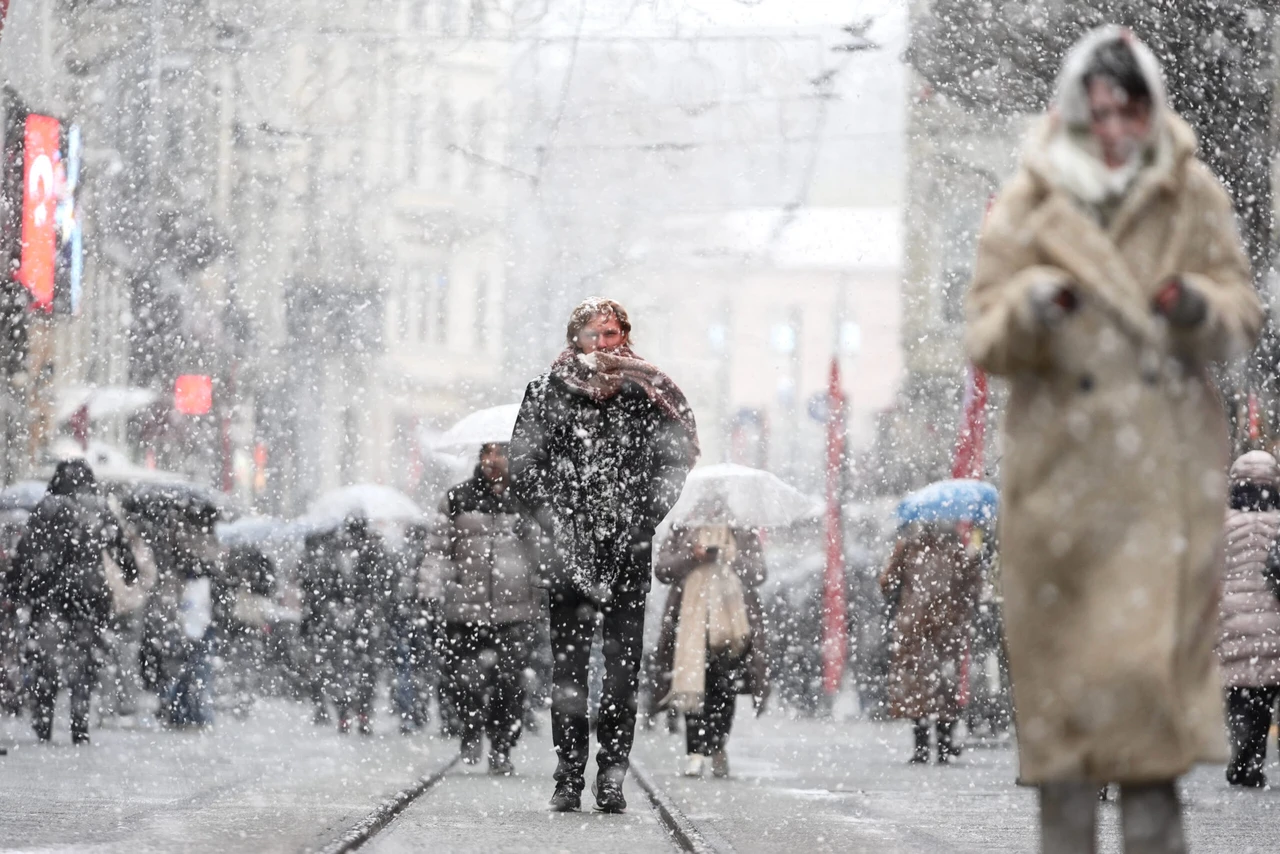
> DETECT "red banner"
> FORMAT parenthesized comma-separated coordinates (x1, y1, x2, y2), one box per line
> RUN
(821, 358, 848, 695)
(16, 113, 60, 312)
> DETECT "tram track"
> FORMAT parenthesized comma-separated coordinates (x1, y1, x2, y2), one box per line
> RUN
(311, 751, 731, 853)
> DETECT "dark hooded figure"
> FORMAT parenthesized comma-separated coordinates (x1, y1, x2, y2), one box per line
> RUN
(511, 297, 698, 814)
(326, 515, 394, 735)
(13, 460, 137, 744)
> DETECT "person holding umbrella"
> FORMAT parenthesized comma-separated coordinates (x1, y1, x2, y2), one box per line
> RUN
(966, 27, 1262, 852)
(511, 297, 698, 813)
(651, 510, 768, 778)
(878, 521, 981, 764)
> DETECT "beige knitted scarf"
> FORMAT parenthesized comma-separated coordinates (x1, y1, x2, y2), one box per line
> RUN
(665, 526, 751, 714)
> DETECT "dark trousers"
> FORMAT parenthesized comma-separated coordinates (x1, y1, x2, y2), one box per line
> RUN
(444, 621, 532, 755)
(28, 617, 98, 741)
(1227, 685, 1279, 781)
(549, 580, 647, 788)
(685, 651, 741, 755)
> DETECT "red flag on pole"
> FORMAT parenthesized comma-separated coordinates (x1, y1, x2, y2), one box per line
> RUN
(952, 365, 988, 480)
(821, 358, 848, 696)
(1248, 392, 1262, 443)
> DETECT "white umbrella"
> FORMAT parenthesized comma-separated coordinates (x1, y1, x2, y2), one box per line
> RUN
(663, 463, 821, 529)
(431, 404, 521, 450)
(306, 484, 425, 527)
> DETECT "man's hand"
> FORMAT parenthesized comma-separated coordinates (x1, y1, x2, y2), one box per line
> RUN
(1029, 279, 1079, 327)
(1153, 278, 1208, 328)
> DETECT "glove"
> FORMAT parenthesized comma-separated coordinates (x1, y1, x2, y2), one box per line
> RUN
(1029, 279, 1079, 327)
(1153, 278, 1207, 328)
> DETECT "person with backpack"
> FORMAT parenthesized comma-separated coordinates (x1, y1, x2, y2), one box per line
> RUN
(13, 460, 138, 744)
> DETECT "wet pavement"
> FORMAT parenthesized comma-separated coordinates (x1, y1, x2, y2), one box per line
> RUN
(2, 700, 1280, 852)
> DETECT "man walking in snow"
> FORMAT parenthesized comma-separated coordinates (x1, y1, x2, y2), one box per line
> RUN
(511, 298, 697, 813)
(966, 26, 1262, 854)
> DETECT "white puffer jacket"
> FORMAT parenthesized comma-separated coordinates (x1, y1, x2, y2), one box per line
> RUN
(1218, 451, 1280, 689)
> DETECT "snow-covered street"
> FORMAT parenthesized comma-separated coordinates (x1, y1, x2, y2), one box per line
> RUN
(4, 702, 1279, 853)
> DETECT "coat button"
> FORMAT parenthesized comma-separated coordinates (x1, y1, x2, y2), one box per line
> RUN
(1078, 373, 1095, 392)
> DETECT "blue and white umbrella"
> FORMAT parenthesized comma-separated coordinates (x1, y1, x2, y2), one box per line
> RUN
(896, 479, 998, 527)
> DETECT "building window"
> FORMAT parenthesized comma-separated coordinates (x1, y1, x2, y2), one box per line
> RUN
(419, 272, 432, 343)
(467, 104, 486, 191)
(436, 101, 455, 188)
(398, 275, 413, 342)
(474, 272, 489, 346)
(435, 271, 450, 345)
(404, 96, 420, 183)
(440, 0, 458, 36)
(468, 0, 486, 37)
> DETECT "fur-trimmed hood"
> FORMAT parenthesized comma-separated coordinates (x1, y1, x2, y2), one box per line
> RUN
(1023, 26, 1187, 209)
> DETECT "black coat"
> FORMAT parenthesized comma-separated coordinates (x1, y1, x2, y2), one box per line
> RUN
(13, 493, 137, 626)
(510, 373, 695, 598)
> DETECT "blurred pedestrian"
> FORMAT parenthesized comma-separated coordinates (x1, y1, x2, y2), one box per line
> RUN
(1219, 452, 1280, 788)
(511, 297, 698, 813)
(328, 515, 394, 735)
(652, 522, 768, 779)
(878, 524, 980, 765)
(423, 442, 542, 774)
(389, 524, 434, 735)
(11, 460, 138, 744)
(966, 26, 1262, 854)
(162, 503, 222, 728)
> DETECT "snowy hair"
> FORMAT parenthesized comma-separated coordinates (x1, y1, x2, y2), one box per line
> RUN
(1054, 26, 1166, 129)
(565, 297, 631, 348)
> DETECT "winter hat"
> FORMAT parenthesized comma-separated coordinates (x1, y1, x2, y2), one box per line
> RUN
(1053, 26, 1167, 130)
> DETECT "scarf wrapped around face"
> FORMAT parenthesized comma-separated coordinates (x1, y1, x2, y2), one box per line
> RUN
(664, 526, 751, 714)
(549, 344, 701, 601)
(550, 344, 700, 466)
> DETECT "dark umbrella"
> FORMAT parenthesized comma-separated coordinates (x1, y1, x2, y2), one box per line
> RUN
(108, 478, 243, 524)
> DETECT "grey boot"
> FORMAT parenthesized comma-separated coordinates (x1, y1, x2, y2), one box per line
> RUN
(1119, 782, 1186, 854)
(1039, 781, 1098, 854)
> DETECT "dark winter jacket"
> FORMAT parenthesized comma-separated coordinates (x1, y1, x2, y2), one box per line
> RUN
(510, 373, 696, 599)
(424, 470, 542, 626)
(649, 527, 770, 715)
(14, 493, 138, 626)
(305, 526, 395, 656)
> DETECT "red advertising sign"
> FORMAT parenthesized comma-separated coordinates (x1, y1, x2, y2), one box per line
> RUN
(174, 375, 213, 416)
(17, 114, 60, 312)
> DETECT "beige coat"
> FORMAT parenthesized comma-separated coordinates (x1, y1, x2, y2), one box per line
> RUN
(966, 101, 1262, 782)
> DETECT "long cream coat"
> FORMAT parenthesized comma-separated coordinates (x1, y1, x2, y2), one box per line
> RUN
(966, 112, 1262, 784)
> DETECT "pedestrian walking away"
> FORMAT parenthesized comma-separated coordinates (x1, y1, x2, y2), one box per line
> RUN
(966, 25, 1263, 854)
(879, 523, 981, 766)
(651, 518, 769, 779)
(422, 441, 543, 775)
(11, 460, 140, 745)
(1221, 451, 1280, 787)
(511, 297, 698, 814)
